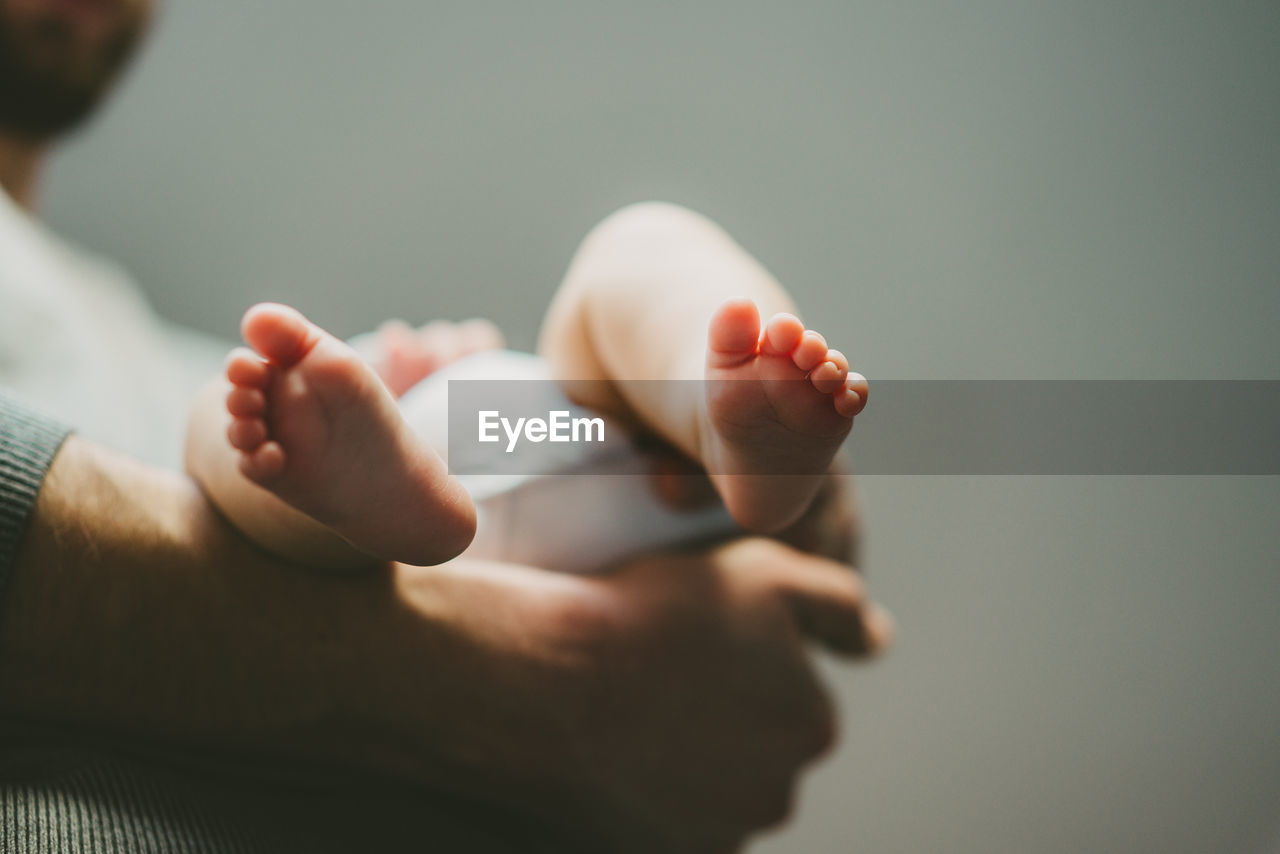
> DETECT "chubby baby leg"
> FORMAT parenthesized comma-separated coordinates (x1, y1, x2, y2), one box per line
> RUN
(537, 203, 866, 533)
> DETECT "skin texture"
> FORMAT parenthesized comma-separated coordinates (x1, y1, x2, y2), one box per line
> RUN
(0, 436, 890, 852)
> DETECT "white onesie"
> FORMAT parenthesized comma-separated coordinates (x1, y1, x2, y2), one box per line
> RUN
(397, 350, 736, 574)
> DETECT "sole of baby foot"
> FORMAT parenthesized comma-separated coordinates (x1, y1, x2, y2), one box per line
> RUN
(700, 297, 865, 533)
(226, 303, 476, 565)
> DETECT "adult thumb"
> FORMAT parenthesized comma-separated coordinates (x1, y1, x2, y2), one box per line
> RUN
(767, 549, 895, 657)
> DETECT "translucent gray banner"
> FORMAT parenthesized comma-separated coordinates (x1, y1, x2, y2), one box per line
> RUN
(445, 380, 1280, 476)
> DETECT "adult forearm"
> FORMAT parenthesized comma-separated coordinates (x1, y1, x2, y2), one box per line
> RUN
(0, 436, 369, 761)
(0, 436, 581, 804)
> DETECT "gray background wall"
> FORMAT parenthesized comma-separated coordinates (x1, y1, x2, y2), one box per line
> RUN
(43, 1, 1280, 851)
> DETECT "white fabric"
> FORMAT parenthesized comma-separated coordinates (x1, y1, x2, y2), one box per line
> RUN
(0, 189, 225, 468)
(400, 350, 736, 573)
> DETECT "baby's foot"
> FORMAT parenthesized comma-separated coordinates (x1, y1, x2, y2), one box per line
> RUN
(375, 317, 504, 397)
(700, 297, 868, 532)
(224, 303, 476, 565)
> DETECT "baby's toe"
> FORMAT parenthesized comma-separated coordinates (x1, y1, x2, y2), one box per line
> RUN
(227, 416, 268, 452)
(707, 297, 762, 365)
(380, 322, 421, 361)
(824, 349, 849, 375)
(834, 384, 866, 418)
(846, 371, 869, 401)
(792, 331, 829, 372)
(241, 303, 319, 367)
(761, 313, 805, 356)
(810, 359, 849, 394)
(226, 386, 266, 418)
(238, 441, 286, 482)
(226, 348, 269, 387)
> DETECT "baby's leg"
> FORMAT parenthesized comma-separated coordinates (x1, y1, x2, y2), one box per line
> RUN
(538, 203, 865, 532)
(187, 303, 475, 568)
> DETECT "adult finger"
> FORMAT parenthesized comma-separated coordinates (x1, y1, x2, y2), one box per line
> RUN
(773, 473, 859, 564)
(762, 545, 895, 657)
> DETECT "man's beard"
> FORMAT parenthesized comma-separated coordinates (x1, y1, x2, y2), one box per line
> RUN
(0, 8, 145, 140)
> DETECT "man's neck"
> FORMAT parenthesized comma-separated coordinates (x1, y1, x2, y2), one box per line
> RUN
(0, 133, 45, 211)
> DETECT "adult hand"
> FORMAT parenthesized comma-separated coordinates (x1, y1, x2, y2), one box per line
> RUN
(354, 537, 893, 853)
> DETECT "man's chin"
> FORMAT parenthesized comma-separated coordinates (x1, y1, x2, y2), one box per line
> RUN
(0, 52, 109, 139)
(1, 55, 127, 139)
(0, 0, 148, 139)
